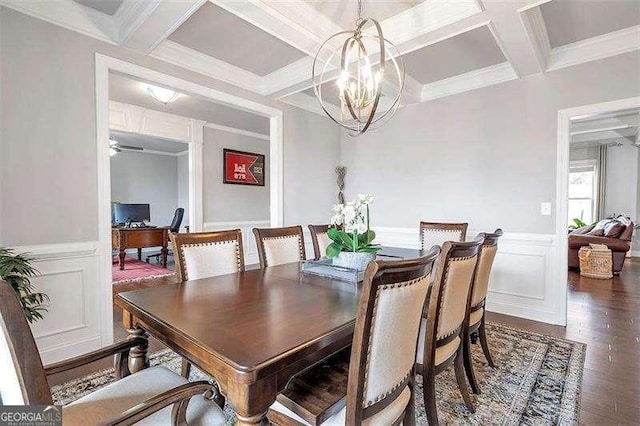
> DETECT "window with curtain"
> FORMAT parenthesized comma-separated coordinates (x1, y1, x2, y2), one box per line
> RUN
(568, 160, 598, 226)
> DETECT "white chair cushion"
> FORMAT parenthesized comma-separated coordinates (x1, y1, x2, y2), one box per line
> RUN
(270, 386, 411, 425)
(63, 367, 226, 426)
(316, 232, 332, 258)
(421, 229, 463, 249)
(415, 319, 461, 366)
(181, 241, 240, 280)
(263, 236, 302, 266)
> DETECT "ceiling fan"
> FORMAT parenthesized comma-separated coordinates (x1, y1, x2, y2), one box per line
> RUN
(109, 138, 143, 156)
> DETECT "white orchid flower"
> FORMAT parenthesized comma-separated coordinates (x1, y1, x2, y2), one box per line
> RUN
(358, 194, 374, 205)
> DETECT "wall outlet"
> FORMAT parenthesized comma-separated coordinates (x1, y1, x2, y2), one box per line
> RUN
(541, 202, 552, 216)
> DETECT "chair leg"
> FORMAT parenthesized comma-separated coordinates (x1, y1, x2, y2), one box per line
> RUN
(478, 317, 495, 368)
(403, 376, 417, 426)
(463, 329, 481, 395)
(454, 350, 475, 413)
(181, 358, 191, 378)
(423, 370, 439, 426)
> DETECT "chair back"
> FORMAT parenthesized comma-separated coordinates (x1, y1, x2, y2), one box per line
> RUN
(345, 247, 440, 424)
(0, 280, 52, 405)
(308, 224, 332, 260)
(170, 229, 245, 281)
(169, 208, 185, 233)
(253, 226, 306, 268)
(470, 229, 503, 309)
(423, 239, 482, 361)
(419, 221, 468, 249)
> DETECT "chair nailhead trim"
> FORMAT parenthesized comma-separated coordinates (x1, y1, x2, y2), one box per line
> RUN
(180, 240, 241, 280)
(363, 275, 428, 407)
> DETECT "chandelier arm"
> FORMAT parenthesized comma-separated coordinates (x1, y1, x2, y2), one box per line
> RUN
(340, 36, 360, 122)
(369, 40, 404, 125)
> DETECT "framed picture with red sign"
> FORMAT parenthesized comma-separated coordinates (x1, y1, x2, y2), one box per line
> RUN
(223, 149, 266, 186)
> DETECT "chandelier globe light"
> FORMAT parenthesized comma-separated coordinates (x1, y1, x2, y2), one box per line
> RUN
(312, 0, 404, 137)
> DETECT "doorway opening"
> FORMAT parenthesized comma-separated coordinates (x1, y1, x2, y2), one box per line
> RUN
(556, 96, 640, 326)
(96, 54, 283, 346)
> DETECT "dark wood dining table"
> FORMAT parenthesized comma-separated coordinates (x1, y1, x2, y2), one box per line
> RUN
(115, 246, 422, 425)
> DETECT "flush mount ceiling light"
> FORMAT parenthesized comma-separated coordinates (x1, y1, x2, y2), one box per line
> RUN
(144, 84, 181, 105)
(312, 0, 404, 137)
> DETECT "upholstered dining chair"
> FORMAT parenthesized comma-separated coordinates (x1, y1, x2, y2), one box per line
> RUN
(416, 238, 483, 425)
(463, 228, 503, 395)
(419, 221, 468, 249)
(308, 224, 333, 260)
(0, 279, 226, 425)
(170, 229, 245, 378)
(170, 229, 245, 282)
(268, 247, 440, 425)
(253, 226, 306, 268)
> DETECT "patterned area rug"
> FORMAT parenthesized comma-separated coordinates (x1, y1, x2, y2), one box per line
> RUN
(112, 256, 175, 285)
(51, 323, 585, 425)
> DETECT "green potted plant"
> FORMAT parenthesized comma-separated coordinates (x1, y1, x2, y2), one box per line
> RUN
(0, 248, 48, 323)
(326, 194, 381, 270)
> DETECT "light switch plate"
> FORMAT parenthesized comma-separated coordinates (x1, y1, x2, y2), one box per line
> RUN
(541, 202, 552, 216)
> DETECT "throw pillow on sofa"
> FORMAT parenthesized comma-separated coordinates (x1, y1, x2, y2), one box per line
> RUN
(604, 220, 626, 238)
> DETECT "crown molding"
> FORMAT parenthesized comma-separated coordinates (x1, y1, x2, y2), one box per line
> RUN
(204, 122, 270, 141)
(421, 62, 518, 102)
(547, 25, 640, 72)
(150, 40, 265, 94)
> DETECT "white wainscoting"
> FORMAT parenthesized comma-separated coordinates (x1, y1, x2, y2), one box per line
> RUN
(9, 241, 103, 364)
(375, 227, 561, 325)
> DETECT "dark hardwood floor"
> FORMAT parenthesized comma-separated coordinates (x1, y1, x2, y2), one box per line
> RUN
(487, 257, 640, 425)
(48, 259, 639, 424)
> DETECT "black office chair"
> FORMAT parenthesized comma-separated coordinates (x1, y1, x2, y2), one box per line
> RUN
(146, 208, 184, 264)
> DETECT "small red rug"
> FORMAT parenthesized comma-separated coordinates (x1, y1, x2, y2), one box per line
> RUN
(112, 257, 175, 285)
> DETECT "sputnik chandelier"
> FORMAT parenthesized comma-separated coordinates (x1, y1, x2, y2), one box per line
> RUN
(312, 0, 404, 137)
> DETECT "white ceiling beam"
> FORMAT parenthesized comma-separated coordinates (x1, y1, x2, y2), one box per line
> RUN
(150, 40, 264, 94)
(518, 2, 551, 71)
(264, 12, 491, 99)
(121, 0, 206, 54)
(0, 0, 119, 43)
(480, 1, 549, 77)
(547, 25, 640, 72)
(421, 62, 518, 102)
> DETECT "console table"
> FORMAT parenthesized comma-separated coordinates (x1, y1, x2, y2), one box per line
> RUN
(112, 227, 169, 270)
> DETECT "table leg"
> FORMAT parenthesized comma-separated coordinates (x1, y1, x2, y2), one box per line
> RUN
(161, 245, 168, 269)
(137, 248, 142, 261)
(225, 378, 275, 426)
(126, 326, 149, 374)
(119, 248, 126, 270)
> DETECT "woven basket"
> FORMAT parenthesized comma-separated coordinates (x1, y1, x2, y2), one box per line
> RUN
(578, 246, 613, 279)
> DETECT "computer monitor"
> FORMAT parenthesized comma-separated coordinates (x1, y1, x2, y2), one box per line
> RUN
(113, 203, 150, 225)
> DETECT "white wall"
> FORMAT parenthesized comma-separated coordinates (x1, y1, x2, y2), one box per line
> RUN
(176, 153, 189, 229)
(203, 128, 270, 223)
(604, 144, 638, 220)
(110, 151, 178, 227)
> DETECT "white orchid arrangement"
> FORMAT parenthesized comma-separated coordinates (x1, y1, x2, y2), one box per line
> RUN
(326, 194, 380, 258)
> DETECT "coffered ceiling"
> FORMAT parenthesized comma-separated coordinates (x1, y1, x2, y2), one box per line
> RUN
(4, 0, 639, 116)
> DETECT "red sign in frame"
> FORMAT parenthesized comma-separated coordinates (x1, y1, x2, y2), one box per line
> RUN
(223, 149, 265, 186)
